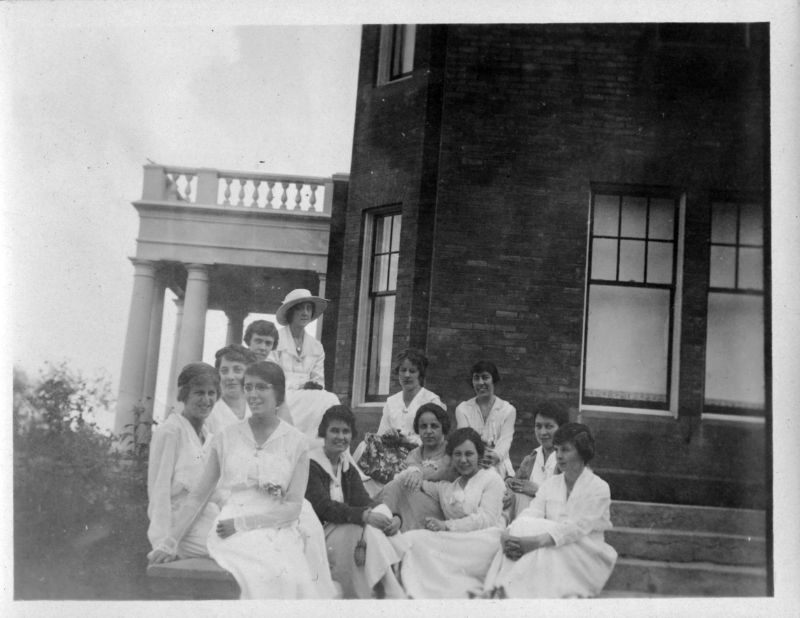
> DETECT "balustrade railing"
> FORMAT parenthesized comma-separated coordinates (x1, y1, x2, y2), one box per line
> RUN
(141, 164, 337, 214)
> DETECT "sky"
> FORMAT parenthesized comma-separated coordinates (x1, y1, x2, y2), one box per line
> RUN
(4, 21, 362, 421)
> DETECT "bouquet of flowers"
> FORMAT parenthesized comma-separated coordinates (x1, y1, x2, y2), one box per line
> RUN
(356, 432, 417, 485)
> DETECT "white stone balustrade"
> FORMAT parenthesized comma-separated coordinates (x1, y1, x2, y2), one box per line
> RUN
(141, 164, 334, 214)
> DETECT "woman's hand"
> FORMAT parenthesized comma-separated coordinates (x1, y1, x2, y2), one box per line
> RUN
(479, 449, 500, 469)
(507, 478, 538, 497)
(382, 428, 401, 440)
(366, 510, 393, 530)
(400, 468, 424, 492)
(424, 517, 447, 532)
(503, 533, 552, 560)
(502, 488, 516, 510)
(216, 518, 236, 539)
(384, 515, 402, 536)
(148, 549, 176, 565)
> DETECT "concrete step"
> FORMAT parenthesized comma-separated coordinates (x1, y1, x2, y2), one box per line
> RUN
(607, 527, 766, 566)
(610, 500, 766, 536)
(147, 558, 239, 600)
(605, 558, 768, 597)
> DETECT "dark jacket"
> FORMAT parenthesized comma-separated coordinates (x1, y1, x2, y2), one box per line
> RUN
(305, 458, 377, 525)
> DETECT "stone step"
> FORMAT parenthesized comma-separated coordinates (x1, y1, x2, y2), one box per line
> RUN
(605, 558, 768, 597)
(610, 500, 766, 536)
(147, 558, 239, 600)
(607, 527, 766, 566)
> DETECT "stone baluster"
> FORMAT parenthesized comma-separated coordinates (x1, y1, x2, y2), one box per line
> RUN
(237, 179, 246, 206)
(295, 183, 304, 210)
(183, 174, 193, 202)
(309, 184, 318, 211)
(167, 174, 181, 200)
(280, 182, 289, 210)
(252, 179, 261, 208)
(223, 177, 233, 205)
(266, 181, 275, 208)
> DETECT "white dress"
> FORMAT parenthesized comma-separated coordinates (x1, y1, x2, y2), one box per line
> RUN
(484, 468, 618, 598)
(377, 388, 446, 446)
(200, 401, 334, 599)
(455, 396, 517, 477)
(399, 468, 506, 599)
(205, 398, 250, 437)
(167, 419, 334, 599)
(147, 414, 220, 559)
(506, 445, 559, 522)
(270, 326, 340, 443)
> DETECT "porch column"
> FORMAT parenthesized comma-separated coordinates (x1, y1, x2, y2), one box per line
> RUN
(164, 297, 184, 417)
(141, 272, 166, 433)
(114, 259, 156, 441)
(225, 309, 249, 345)
(175, 263, 210, 373)
(315, 272, 327, 340)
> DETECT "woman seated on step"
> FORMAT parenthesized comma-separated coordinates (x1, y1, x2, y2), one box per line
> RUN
(148, 361, 336, 599)
(455, 360, 516, 479)
(397, 427, 506, 599)
(355, 348, 446, 496)
(147, 363, 223, 562)
(380, 403, 459, 531)
(305, 405, 409, 599)
(483, 422, 618, 599)
(503, 400, 570, 523)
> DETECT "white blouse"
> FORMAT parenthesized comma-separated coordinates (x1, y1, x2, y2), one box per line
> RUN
(376, 388, 446, 445)
(270, 325, 325, 390)
(421, 468, 506, 532)
(147, 413, 214, 551)
(516, 446, 559, 488)
(455, 396, 517, 476)
(205, 397, 250, 437)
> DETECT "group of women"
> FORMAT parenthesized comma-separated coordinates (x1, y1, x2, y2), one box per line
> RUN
(146, 289, 617, 600)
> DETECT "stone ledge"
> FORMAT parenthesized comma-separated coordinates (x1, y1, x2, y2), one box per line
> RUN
(147, 558, 239, 600)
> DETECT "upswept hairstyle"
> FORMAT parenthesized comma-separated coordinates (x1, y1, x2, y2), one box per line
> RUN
(177, 362, 221, 403)
(445, 427, 485, 459)
(214, 343, 258, 371)
(243, 320, 280, 346)
(553, 422, 596, 464)
(413, 402, 451, 435)
(468, 359, 501, 386)
(243, 361, 286, 406)
(285, 302, 316, 325)
(532, 400, 570, 428)
(392, 348, 430, 384)
(317, 404, 358, 440)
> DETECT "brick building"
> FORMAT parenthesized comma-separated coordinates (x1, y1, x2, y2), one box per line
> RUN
(324, 24, 770, 510)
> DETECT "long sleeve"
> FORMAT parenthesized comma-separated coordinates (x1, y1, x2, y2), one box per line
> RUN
(493, 404, 516, 462)
(233, 448, 308, 532)
(454, 403, 469, 429)
(147, 428, 177, 551)
(444, 474, 505, 533)
(376, 400, 393, 436)
(309, 347, 325, 386)
(547, 478, 613, 548)
(305, 461, 370, 525)
(156, 446, 221, 556)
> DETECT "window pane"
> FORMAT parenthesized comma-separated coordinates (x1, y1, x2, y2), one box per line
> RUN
(388, 253, 399, 290)
(372, 255, 389, 292)
(647, 241, 674, 284)
(711, 202, 737, 244)
(367, 295, 396, 396)
(619, 240, 645, 282)
(593, 194, 619, 236)
(390, 215, 402, 252)
(709, 246, 736, 288)
(649, 199, 675, 240)
(739, 202, 763, 246)
(738, 248, 763, 290)
(584, 285, 670, 402)
(591, 238, 617, 280)
(621, 196, 647, 238)
(402, 25, 416, 74)
(375, 216, 392, 253)
(704, 293, 765, 412)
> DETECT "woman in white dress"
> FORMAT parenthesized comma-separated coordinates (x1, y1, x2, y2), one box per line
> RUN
(147, 361, 335, 600)
(503, 400, 570, 522)
(305, 405, 409, 599)
(381, 403, 458, 531)
(356, 349, 446, 493)
(397, 428, 506, 599)
(147, 363, 221, 560)
(455, 360, 516, 478)
(271, 289, 340, 442)
(484, 423, 618, 598)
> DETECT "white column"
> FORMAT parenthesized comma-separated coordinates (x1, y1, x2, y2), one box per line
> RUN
(315, 272, 327, 339)
(164, 297, 184, 418)
(175, 263, 210, 373)
(114, 259, 156, 441)
(141, 273, 166, 432)
(225, 309, 248, 345)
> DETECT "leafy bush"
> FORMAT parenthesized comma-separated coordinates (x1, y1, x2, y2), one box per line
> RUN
(14, 363, 154, 599)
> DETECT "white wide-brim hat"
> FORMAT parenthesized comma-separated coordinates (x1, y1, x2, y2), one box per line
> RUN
(275, 289, 329, 326)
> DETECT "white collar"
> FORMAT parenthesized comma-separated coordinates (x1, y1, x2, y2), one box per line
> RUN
(309, 446, 350, 476)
